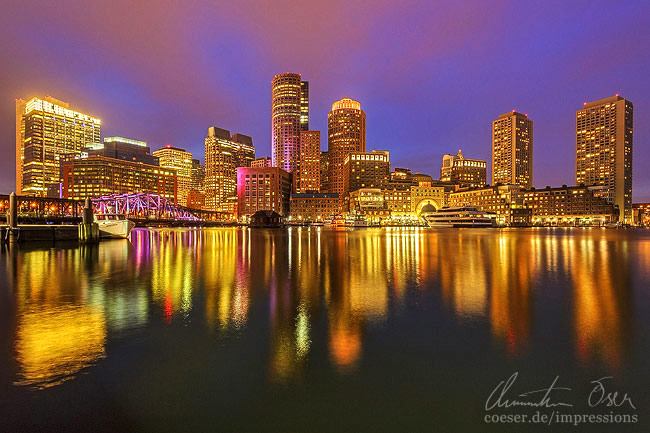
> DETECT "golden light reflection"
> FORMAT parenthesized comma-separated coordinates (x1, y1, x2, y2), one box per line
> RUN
(15, 306, 106, 389)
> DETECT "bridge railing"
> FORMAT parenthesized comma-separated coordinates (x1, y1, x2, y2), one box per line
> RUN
(0, 194, 83, 219)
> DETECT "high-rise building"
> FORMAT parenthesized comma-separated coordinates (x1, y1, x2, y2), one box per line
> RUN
(61, 155, 176, 201)
(320, 151, 330, 193)
(252, 156, 273, 168)
(187, 158, 206, 209)
(85, 137, 158, 165)
(16, 96, 101, 196)
(576, 95, 633, 223)
(328, 98, 366, 197)
(271, 73, 308, 173)
(300, 81, 309, 131)
(204, 126, 255, 213)
(299, 130, 320, 193)
(152, 145, 193, 206)
(492, 111, 533, 188)
(440, 150, 487, 189)
(343, 150, 390, 195)
(237, 167, 292, 218)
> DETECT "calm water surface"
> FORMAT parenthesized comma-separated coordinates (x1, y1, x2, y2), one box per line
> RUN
(1, 227, 649, 432)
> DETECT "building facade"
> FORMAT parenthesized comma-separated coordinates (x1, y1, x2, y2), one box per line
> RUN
(299, 130, 321, 193)
(328, 98, 366, 197)
(440, 150, 487, 189)
(289, 193, 339, 222)
(449, 185, 529, 225)
(152, 145, 193, 206)
(343, 150, 390, 195)
(492, 111, 533, 188)
(523, 185, 616, 225)
(576, 95, 633, 223)
(16, 96, 101, 196)
(320, 151, 330, 193)
(236, 167, 292, 218)
(271, 73, 308, 173)
(252, 156, 273, 168)
(89, 137, 158, 165)
(204, 126, 255, 213)
(61, 155, 176, 201)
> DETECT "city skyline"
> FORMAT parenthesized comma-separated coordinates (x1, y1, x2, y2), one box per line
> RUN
(1, 1, 650, 200)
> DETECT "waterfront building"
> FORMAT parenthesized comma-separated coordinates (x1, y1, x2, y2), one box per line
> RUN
(410, 185, 445, 214)
(523, 185, 616, 225)
(384, 186, 412, 216)
(449, 185, 529, 226)
(271, 73, 308, 173)
(289, 193, 339, 222)
(440, 150, 487, 189)
(299, 130, 321, 193)
(16, 96, 101, 196)
(252, 156, 273, 168)
(348, 188, 389, 220)
(328, 98, 366, 197)
(61, 155, 176, 201)
(152, 145, 193, 206)
(343, 150, 390, 195)
(576, 95, 633, 223)
(236, 167, 291, 218)
(492, 111, 533, 188)
(633, 203, 650, 226)
(204, 126, 255, 214)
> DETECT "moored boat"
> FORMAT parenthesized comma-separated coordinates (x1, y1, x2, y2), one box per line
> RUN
(94, 214, 136, 238)
(422, 206, 496, 228)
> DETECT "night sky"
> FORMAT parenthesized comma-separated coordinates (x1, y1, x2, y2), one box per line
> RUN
(1, 0, 649, 200)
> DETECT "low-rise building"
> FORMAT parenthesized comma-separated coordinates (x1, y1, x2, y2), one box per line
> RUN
(236, 167, 291, 218)
(633, 203, 650, 226)
(523, 185, 617, 225)
(449, 185, 529, 225)
(289, 193, 339, 222)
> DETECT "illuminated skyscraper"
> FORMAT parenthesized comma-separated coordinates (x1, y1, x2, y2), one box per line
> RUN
(152, 146, 193, 206)
(299, 130, 320, 193)
(492, 111, 533, 188)
(16, 96, 101, 196)
(440, 150, 487, 189)
(576, 95, 633, 223)
(204, 126, 255, 213)
(320, 151, 330, 193)
(300, 81, 309, 131)
(328, 98, 366, 197)
(271, 73, 308, 173)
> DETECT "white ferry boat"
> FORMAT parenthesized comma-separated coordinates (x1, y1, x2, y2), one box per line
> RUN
(422, 206, 496, 228)
(94, 214, 136, 238)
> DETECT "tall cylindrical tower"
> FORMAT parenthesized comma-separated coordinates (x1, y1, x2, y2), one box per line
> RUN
(327, 97, 366, 197)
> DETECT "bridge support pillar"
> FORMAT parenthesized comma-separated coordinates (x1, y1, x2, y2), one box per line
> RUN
(78, 197, 99, 244)
(4, 192, 19, 243)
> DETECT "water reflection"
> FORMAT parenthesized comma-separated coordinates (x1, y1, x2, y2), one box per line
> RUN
(1, 227, 643, 389)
